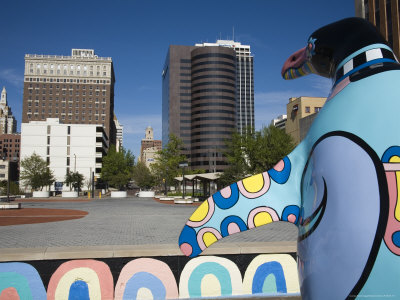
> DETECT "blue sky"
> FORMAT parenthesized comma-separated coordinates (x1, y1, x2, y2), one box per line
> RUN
(0, 0, 354, 160)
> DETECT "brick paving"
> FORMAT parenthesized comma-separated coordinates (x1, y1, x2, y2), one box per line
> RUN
(0, 197, 298, 249)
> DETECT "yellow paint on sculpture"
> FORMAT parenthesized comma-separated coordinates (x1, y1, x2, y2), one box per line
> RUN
(242, 174, 264, 193)
(203, 232, 218, 247)
(190, 200, 209, 222)
(254, 212, 273, 227)
(389, 156, 400, 221)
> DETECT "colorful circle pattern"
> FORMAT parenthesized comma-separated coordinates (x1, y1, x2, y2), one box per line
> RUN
(247, 207, 279, 229)
(213, 183, 239, 209)
(268, 156, 291, 184)
(281, 205, 300, 225)
(220, 215, 248, 237)
(237, 172, 271, 199)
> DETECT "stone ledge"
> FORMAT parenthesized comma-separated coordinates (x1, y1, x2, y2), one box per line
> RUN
(0, 241, 297, 262)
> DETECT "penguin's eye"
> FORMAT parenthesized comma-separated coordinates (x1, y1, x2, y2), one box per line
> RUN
(306, 37, 317, 58)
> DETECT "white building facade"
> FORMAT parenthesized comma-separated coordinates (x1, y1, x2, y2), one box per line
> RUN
(20, 118, 108, 192)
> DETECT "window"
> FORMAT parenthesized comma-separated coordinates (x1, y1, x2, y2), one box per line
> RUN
(315, 107, 322, 113)
(67, 157, 70, 166)
(305, 106, 310, 113)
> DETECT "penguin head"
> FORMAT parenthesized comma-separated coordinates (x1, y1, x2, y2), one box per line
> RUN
(281, 18, 389, 80)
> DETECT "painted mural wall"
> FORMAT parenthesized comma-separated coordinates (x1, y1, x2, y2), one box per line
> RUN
(0, 253, 299, 299)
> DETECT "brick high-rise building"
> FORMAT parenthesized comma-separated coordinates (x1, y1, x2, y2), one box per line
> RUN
(22, 49, 116, 144)
(355, 0, 400, 58)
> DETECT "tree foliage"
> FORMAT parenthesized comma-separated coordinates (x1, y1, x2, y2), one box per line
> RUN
(151, 134, 186, 188)
(101, 145, 135, 190)
(20, 153, 55, 191)
(132, 161, 156, 190)
(65, 171, 85, 191)
(218, 125, 295, 186)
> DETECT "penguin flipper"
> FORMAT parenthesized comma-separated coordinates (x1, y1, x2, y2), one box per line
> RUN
(179, 145, 306, 258)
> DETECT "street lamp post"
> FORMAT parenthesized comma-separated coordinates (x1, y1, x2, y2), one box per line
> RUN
(179, 161, 188, 199)
(2, 148, 9, 202)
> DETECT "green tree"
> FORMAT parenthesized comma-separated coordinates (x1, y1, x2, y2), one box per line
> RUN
(65, 171, 84, 192)
(132, 161, 156, 190)
(150, 134, 186, 193)
(219, 125, 295, 186)
(20, 153, 55, 191)
(101, 145, 135, 190)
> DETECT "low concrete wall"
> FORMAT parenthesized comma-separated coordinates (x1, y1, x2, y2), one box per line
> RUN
(61, 191, 78, 198)
(0, 242, 301, 299)
(111, 191, 128, 198)
(32, 191, 50, 198)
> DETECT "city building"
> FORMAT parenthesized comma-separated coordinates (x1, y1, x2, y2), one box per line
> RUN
(22, 49, 116, 144)
(285, 97, 327, 144)
(355, 0, 400, 58)
(162, 44, 237, 172)
(114, 114, 123, 151)
(20, 118, 108, 192)
(195, 40, 254, 135)
(0, 87, 17, 134)
(139, 126, 161, 168)
(271, 114, 287, 130)
(0, 134, 20, 162)
(0, 160, 18, 182)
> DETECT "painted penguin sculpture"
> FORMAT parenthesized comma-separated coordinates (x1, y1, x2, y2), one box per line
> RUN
(179, 18, 400, 299)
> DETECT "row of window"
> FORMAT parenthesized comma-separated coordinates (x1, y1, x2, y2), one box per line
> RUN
(193, 74, 235, 82)
(28, 90, 107, 96)
(192, 88, 235, 95)
(192, 81, 235, 89)
(25, 77, 111, 84)
(27, 96, 107, 103)
(192, 53, 235, 61)
(191, 145, 228, 150)
(192, 60, 235, 69)
(192, 109, 234, 116)
(28, 114, 106, 124)
(28, 102, 106, 109)
(191, 131, 233, 136)
(27, 109, 106, 115)
(192, 116, 235, 122)
(192, 102, 235, 109)
(191, 67, 235, 76)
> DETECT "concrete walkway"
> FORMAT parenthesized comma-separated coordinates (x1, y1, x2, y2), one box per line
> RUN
(0, 196, 298, 260)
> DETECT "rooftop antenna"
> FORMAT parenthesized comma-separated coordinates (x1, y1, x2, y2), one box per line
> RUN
(233, 26, 235, 41)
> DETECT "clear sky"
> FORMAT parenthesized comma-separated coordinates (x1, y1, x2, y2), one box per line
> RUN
(0, 0, 355, 160)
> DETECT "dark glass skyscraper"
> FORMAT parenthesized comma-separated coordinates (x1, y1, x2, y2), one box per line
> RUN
(162, 44, 238, 172)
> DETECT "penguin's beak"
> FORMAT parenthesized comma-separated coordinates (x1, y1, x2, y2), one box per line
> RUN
(281, 47, 315, 79)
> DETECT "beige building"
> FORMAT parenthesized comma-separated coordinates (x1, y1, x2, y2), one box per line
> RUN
(0, 87, 17, 134)
(285, 97, 327, 144)
(139, 126, 161, 168)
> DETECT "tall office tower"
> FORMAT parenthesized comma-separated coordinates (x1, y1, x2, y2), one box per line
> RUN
(195, 40, 254, 135)
(355, 0, 400, 58)
(0, 87, 17, 134)
(22, 49, 116, 144)
(162, 45, 236, 172)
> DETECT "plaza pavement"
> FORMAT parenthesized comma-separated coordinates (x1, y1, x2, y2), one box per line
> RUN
(0, 196, 298, 260)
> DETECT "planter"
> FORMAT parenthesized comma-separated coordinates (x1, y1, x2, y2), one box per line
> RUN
(32, 191, 50, 198)
(111, 191, 127, 198)
(62, 191, 78, 198)
(138, 191, 155, 198)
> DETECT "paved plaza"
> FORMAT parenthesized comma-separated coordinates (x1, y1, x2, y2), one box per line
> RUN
(0, 197, 298, 249)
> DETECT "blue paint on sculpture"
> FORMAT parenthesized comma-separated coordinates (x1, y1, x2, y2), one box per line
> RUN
(179, 17, 400, 299)
(123, 272, 166, 300)
(68, 280, 90, 300)
(252, 261, 287, 294)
